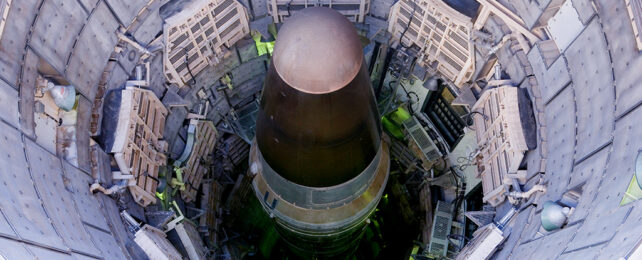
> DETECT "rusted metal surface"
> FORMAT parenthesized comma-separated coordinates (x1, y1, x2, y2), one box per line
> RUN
(272, 7, 363, 94)
(256, 8, 381, 187)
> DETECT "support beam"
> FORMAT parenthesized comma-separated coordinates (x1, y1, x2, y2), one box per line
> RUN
(476, 0, 542, 43)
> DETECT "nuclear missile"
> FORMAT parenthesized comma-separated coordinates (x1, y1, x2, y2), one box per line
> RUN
(249, 7, 390, 258)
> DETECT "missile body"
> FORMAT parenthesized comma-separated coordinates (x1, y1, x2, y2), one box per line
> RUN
(250, 7, 390, 258)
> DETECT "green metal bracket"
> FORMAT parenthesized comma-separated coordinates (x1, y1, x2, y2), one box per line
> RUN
(252, 29, 275, 57)
(221, 73, 233, 90)
(621, 151, 642, 205)
(170, 166, 186, 196)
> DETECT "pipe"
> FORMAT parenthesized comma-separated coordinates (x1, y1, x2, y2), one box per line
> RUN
(89, 180, 128, 195)
(497, 206, 517, 230)
(117, 27, 152, 57)
(125, 62, 150, 87)
(173, 120, 197, 167)
(121, 210, 141, 228)
(506, 184, 546, 204)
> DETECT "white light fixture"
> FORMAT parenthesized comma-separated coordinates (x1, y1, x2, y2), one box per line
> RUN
(541, 201, 570, 231)
(45, 82, 76, 111)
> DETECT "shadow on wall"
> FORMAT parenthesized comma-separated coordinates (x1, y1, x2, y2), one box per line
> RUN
(442, 0, 480, 18)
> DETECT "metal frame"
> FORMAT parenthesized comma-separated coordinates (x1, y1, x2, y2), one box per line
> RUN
(111, 87, 168, 207)
(626, 0, 642, 50)
(472, 86, 529, 206)
(180, 120, 218, 202)
(267, 0, 370, 23)
(387, 0, 475, 88)
(0, 0, 11, 40)
(163, 0, 250, 87)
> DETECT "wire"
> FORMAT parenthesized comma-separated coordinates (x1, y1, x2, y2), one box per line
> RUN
(463, 110, 488, 130)
(447, 234, 470, 251)
(385, 0, 418, 81)
(408, 91, 419, 103)
(385, 1, 418, 115)
(397, 0, 418, 50)
(432, 156, 448, 172)
(184, 48, 197, 86)
(286, 0, 294, 16)
(388, 80, 397, 90)
(450, 165, 464, 179)
(456, 149, 477, 171)
(448, 166, 466, 219)
(448, 234, 469, 243)
(398, 81, 420, 115)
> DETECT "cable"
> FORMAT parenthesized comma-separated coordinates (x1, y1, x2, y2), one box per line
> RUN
(398, 82, 420, 115)
(408, 91, 419, 103)
(388, 80, 397, 91)
(450, 165, 464, 180)
(397, 0, 418, 50)
(447, 234, 470, 251)
(448, 166, 466, 219)
(448, 234, 469, 243)
(463, 110, 488, 130)
(432, 156, 448, 173)
(456, 149, 478, 171)
(184, 48, 197, 86)
(286, 0, 294, 16)
(385, 0, 418, 81)
(384, 1, 418, 115)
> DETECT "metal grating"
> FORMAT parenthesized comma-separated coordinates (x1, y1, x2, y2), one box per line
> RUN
(434, 216, 450, 239)
(403, 116, 443, 167)
(429, 201, 453, 257)
(430, 241, 446, 255)
(412, 128, 431, 149)
(424, 91, 465, 148)
(438, 202, 452, 214)
(426, 149, 441, 161)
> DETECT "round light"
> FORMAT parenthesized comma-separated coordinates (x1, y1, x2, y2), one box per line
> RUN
(541, 201, 569, 231)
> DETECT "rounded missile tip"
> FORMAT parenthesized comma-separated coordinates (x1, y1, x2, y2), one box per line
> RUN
(272, 7, 363, 94)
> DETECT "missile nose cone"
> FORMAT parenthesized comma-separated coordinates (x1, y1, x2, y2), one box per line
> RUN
(256, 7, 381, 187)
(272, 7, 363, 94)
